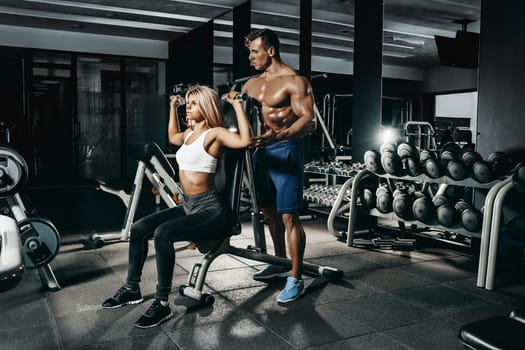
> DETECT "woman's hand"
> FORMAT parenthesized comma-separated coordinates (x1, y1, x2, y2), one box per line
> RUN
(222, 91, 244, 107)
(170, 95, 185, 109)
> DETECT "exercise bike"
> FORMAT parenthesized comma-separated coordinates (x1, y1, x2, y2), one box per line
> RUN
(90, 143, 184, 247)
(0, 145, 61, 291)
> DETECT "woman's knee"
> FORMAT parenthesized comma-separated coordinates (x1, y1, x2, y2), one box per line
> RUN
(153, 226, 174, 247)
(129, 226, 150, 243)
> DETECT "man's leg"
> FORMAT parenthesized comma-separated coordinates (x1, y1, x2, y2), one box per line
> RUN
(253, 205, 291, 280)
(276, 212, 306, 303)
(281, 212, 305, 279)
(261, 206, 286, 258)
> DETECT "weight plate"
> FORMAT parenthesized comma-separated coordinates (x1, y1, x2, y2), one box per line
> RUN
(19, 217, 60, 268)
(0, 146, 29, 198)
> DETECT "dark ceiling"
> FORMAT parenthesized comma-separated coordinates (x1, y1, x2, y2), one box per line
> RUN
(0, 0, 481, 69)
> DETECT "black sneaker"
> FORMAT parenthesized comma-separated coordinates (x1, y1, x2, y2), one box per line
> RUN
(134, 299, 173, 329)
(102, 286, 143, 309)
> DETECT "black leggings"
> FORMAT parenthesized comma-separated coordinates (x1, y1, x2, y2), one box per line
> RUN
(124, 191, 231, 301)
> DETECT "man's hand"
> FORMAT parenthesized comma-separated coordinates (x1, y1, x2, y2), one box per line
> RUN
(251, 127, 282, 147)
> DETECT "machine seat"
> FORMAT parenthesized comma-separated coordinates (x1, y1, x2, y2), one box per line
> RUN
(458, 315, 525, 350)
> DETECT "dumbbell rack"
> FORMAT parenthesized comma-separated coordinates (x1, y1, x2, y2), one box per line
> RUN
(303, 161, 365, 239)
(347, 169, 503, 242)
(346, 168, 515, 289)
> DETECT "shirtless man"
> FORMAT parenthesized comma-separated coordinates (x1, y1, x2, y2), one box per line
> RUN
(242, 28, 316, 303)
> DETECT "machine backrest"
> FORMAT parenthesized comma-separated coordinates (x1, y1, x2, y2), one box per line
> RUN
(143, 143, 177, 178)
(214, 147, 246, 235)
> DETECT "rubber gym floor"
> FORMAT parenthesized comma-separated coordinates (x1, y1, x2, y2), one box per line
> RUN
(1, 217, 524, 350)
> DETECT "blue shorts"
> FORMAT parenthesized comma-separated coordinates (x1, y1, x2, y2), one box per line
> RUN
(252, 138, 304, 214)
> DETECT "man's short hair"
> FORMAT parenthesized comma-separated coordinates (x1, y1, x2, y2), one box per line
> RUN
(244, 28, 280, 55)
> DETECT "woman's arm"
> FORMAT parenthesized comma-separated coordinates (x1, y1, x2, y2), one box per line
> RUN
(217, 92, 253, 149)
(167, 95, 186, 146)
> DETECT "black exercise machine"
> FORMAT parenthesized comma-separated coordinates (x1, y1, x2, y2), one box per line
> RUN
(458, 309, 525, 350)
(178, 146, 344, 305)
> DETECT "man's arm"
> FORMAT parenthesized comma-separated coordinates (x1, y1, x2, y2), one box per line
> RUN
(281, 75, 316, 140)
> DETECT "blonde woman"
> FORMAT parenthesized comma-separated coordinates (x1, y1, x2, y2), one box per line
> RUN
(101, 85, 252, 328)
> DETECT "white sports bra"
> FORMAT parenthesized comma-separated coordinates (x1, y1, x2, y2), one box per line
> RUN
(175, 129, 218, 173)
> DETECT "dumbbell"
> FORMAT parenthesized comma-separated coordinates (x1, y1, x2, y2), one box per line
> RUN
(446, 159, 468, 181)
(436, 203, 458, 228)
(460, 143, 476, 155)
(440, 149, 458, 168)
(392, 186, 414, 220)
(472, 160, 495, 183)
(432, 193, 450, 208)
(412, 192, 434, 223)
(360, 187, 376, 209)
(380, 142, 396, 155)
(420, 150, 442, 179)
(440, 141, 461, 159)
(392, 190, 414, 220)
(397, 142, 421, 177)
(488, 151, 513, 177)
(455, 199, 483, 232)
(381, 150, 404, 176)
(513, 161, 525, 187)
(364, 149, 384, 174)
(375, 184, 393, 213)
(461, 150, 483, 170)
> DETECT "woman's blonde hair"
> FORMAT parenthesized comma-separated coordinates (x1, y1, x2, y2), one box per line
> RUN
(185, 85, 224, 128)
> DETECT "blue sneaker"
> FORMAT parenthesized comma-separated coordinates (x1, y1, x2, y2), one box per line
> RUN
(277, 277, 305, 303)
(253, 264, 290, 281)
